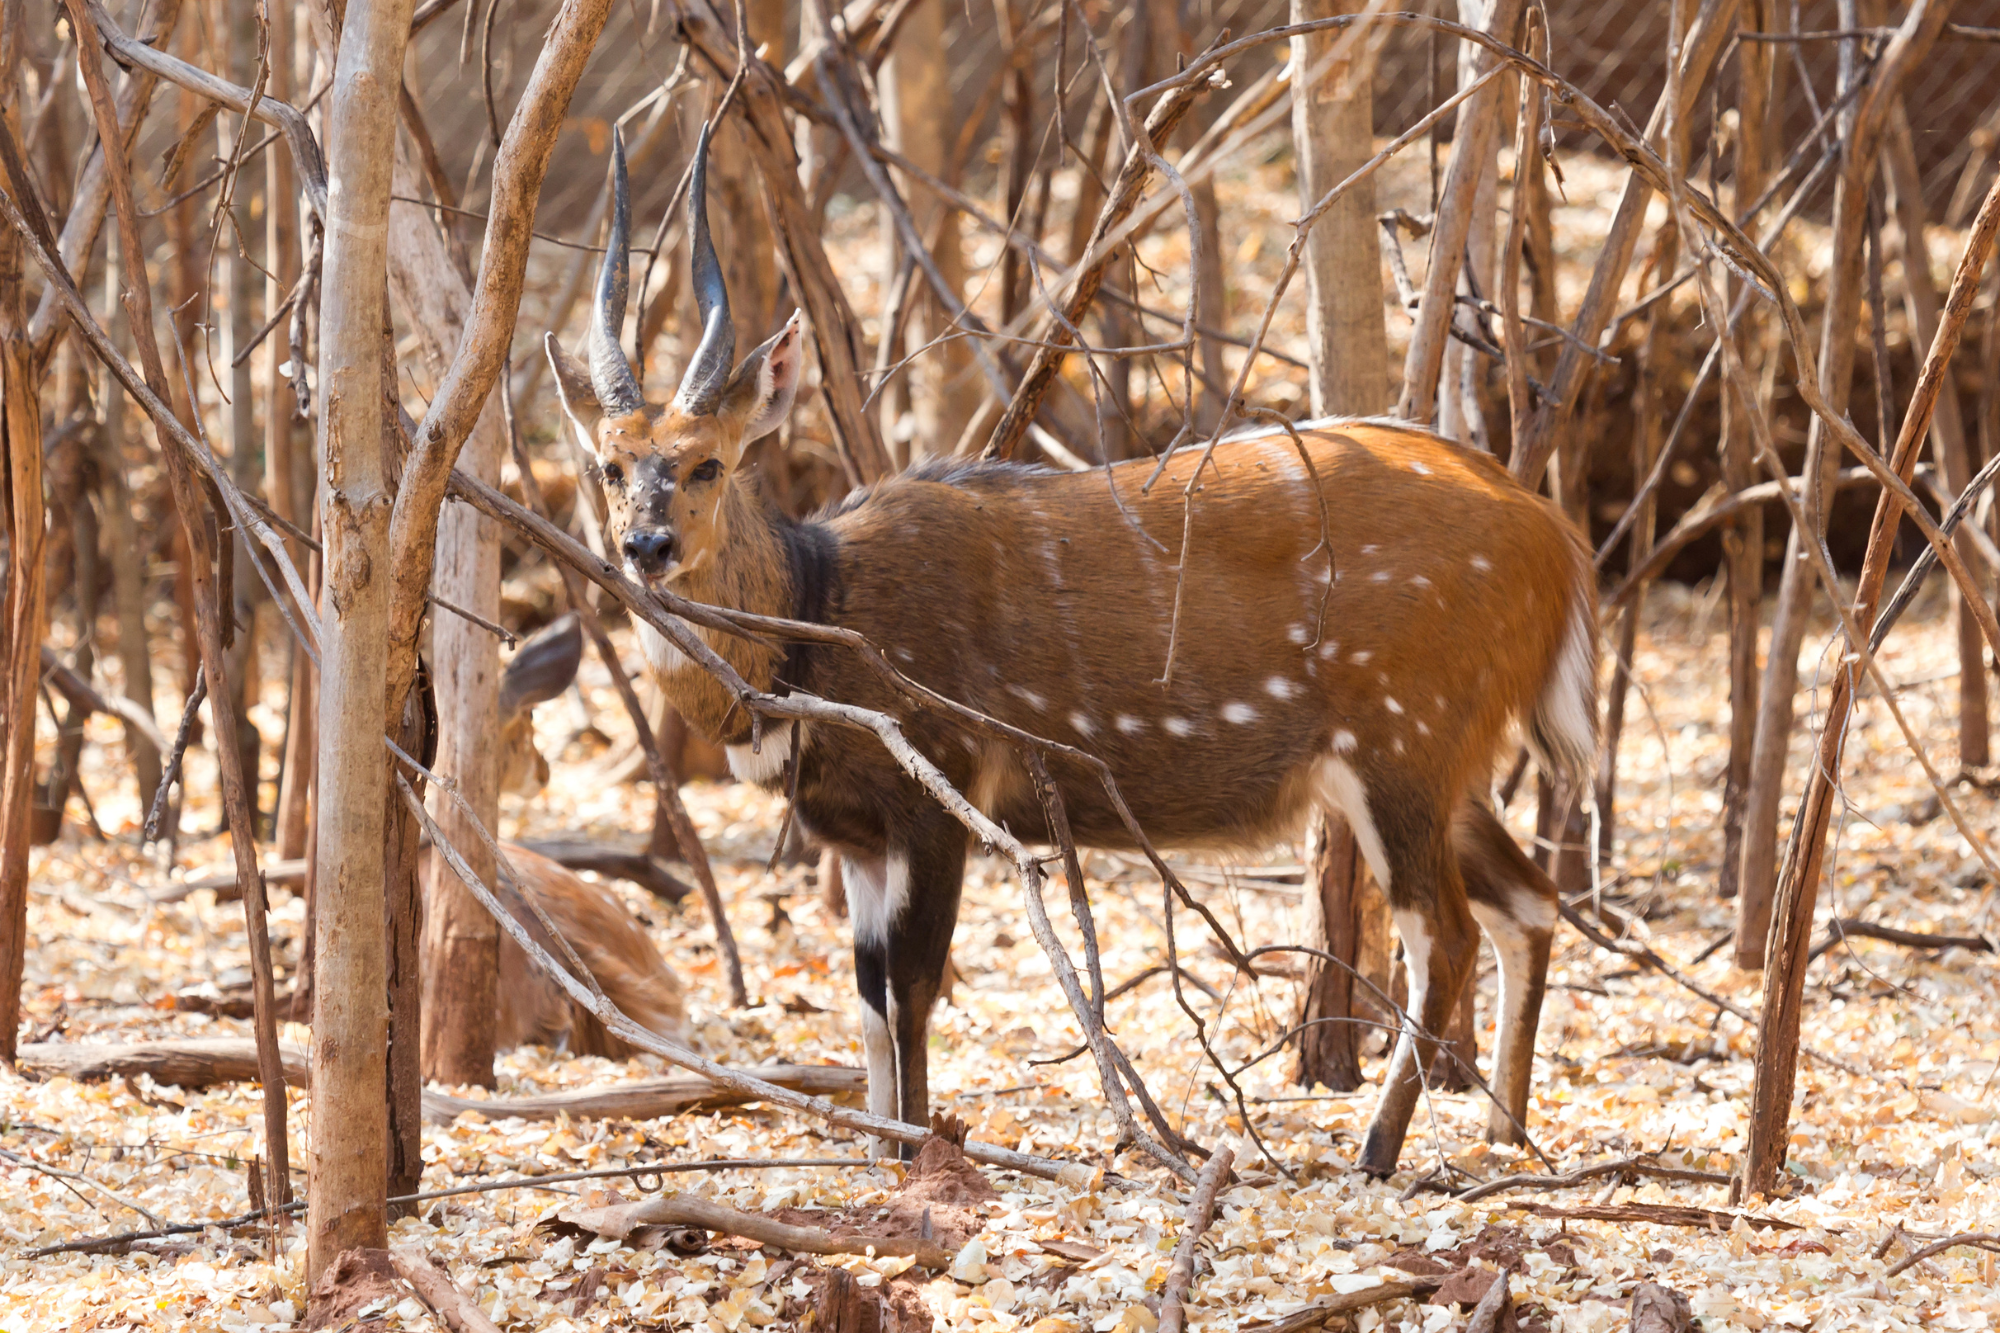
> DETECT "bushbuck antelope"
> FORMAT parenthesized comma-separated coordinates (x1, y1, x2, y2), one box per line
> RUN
(484, 614, 690, 1055)
(545, 127, 1597, 1175)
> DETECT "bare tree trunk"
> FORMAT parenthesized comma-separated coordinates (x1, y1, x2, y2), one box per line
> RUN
(268, 0, 313, 864)
(1597, 225, 1677, 867)
(308, 0, 417, 1280)
(390, 144, 504, 1089)
(1735, 0, 1951, 971)
(1395, 0, 1523, 423)
(881, 0, 980, 458)
(0, 172, 46, 1067)
(1718, 0, 1773, 903)
(1288, 0, 1393, 1093)
(1884, 106, 1986, 767)
(1744, 147, 1999, 1201)
(1437, 0, 1501, 448)
(87, 217, 163, 811)
(710, 0, 787, 344)
(221, 0, 265, 835)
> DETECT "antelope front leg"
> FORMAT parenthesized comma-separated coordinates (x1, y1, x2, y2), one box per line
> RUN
(844, 831, 966, 1157)
(1358, 899, 1478, 1178)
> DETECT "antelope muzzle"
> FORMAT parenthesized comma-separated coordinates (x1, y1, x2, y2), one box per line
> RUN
(622, 526, 678, 578)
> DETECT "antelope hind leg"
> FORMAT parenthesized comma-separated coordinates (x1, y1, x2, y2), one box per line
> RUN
(1457, 799, 1555, 1146)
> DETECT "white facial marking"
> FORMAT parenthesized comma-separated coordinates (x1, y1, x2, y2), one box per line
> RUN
(1116, 714, 1146, 735)
(1165, 717, 1195, 738)
(1068, 710, 1097, 737)
(1007, 684, 1047, 711)
(1333, 729, 1357, 754)
(1288, 623, 1311, 645)
(1311, 757, 1391, 890)
(1385, 697, 1403, 714)
(1221, 701, 1259, 725)
(1265, 675, 1301, 701)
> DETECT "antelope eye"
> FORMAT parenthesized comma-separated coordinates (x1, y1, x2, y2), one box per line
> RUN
(688, 458, 722, 483)
(601, 461, 625, 488)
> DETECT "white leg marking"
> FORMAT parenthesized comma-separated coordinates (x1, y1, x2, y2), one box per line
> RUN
(1309, 758, 1392, 891)
(846, 851, 910, 951)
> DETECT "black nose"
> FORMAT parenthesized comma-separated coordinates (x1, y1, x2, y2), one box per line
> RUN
(622, 528, 677, 573)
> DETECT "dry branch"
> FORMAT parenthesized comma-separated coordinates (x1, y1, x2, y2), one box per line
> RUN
(18, 1038, 311, 1088)
(389, 1249, 505, 1333)
(38, 647, 168, 754)
(1453, 1154, 1731, 1205)
(554, 1191, 952, 1268)
(1749, 152, 2000, 1198)
(1885, 1231, 2000, 1277)
(982, 77, 1209, 461)
(1159, 1146, 1234, 1333)
(1239, 1276, 1447, 1333)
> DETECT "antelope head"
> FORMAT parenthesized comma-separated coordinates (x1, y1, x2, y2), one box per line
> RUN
(545, 123, 805, 590)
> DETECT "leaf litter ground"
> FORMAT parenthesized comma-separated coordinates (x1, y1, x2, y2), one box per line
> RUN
(7, 580, 2000, 1331)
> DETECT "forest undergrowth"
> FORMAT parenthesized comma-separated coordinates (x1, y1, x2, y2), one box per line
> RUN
(4, 578, 1998, 1332)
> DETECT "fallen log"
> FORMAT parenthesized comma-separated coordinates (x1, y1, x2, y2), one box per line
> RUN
(1506, 1201, 1801, 1231)
(18, 1038, 310, 1088)
(421, 1063, 867, 1123)
(554, 1190, 953, 1269)
(17, 1039, 864, 1124)
(515, 837, 695, 904)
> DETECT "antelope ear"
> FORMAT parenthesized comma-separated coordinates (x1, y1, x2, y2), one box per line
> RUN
(546, 333, 604, 451)
(499, 612, 583, 719)
(723, 310, 806, 448)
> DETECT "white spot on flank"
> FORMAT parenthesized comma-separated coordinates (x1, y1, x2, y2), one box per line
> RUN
(1068, 711, 1097, 737)
(1288, 623, 1311, 645)
(1221, 702, 1259, 725)
(1410, 575, 1432, 589)
(1319, 640, 1340, 660)
(1415, 720, 1430, 736)
(1350, 650, 1373, 665)
(1361, 544, 1380, 556)
(1371, 570, 1391, 582)
(1385, 697, 1404, 714)
(1471, 554, 1493, 572)
(1116, 714, 1146, 735)
(1007, 684, 1047, 711)
(1434, 694, 1447, 710)
(1265, 676, 1301, 701)
(1393, 737, 1405, 754)
(1410, 460, 1432, 475)
(1333, 729, 1357, 753)
(894, 647, 914, 663)
(1165, 717, 1195, 738)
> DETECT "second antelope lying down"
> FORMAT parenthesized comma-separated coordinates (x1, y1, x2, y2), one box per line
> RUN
(547, 128, 1597, 1175)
